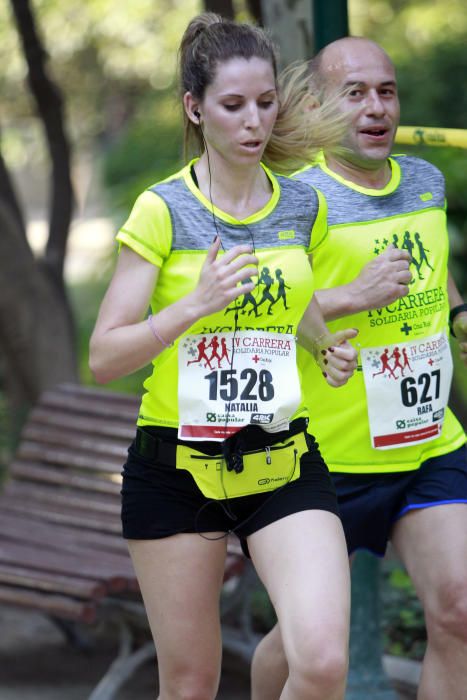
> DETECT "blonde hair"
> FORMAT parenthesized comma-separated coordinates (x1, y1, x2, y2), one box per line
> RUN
(179, 13, 347, 172)
(264, 61, 347, 173)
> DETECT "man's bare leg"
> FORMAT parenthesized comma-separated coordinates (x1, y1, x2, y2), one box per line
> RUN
(251, 623, 288, 700)
(391, 504, 467, 700)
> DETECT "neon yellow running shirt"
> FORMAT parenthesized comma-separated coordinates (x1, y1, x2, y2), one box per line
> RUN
(116, 161, 328, 430)
(294, 155, 465, 473)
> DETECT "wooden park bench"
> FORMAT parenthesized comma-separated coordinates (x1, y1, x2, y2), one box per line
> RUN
(0, 383, 260, 699)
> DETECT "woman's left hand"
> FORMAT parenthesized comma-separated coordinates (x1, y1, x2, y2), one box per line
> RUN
(316, 329, 358, 388)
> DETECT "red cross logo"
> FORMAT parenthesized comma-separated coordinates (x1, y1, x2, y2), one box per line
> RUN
(252, 355, 260, 364)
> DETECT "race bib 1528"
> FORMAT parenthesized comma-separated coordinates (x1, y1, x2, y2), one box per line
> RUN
(177, 330, 301, 441)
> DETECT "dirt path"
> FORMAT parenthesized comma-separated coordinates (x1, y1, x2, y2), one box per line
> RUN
(0, 605, 250, 699)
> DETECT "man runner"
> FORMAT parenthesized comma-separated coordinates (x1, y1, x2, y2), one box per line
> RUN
(252, 36, 467, 700)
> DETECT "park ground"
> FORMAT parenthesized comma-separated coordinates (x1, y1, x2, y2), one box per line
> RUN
(0, 602, 419, 699)
(0, 603, 251, 699)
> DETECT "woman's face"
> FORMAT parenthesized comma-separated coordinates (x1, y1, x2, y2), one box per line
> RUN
(194, 56, 278, 168)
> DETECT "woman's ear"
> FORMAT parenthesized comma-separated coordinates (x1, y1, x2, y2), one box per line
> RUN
(183, 91, 201, 125)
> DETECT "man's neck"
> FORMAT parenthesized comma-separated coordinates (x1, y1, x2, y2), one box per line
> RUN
(325, 153, 392, 190)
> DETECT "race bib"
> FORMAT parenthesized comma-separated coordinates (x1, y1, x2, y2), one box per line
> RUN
(361, 332, 453, 450)
(178, 330, 301, 441)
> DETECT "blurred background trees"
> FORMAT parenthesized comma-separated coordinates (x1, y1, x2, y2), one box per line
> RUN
(0, 0, 465, 669)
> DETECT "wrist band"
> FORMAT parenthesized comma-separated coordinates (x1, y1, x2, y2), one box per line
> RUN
(449, 303, 467, 338)
(147, 315, 173, 348)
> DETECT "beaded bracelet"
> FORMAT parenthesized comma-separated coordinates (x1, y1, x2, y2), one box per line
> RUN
(147, 315, 174, 348)
(449, 303, 467, 338)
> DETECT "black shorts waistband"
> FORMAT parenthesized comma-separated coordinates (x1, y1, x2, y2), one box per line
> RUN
(134, 417, 309, 466)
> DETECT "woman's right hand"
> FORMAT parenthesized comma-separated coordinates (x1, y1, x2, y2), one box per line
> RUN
(190, 237, 259, 316)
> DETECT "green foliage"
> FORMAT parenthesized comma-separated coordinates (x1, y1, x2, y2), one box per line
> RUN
(69, 272, 151, 397)
(396, 40, 467, 131)
(349, 0, 467, 60)
(250, 584, 277, 633)
(101, 93, 184, 213)
(0, 0, 200, 146)
(381, 560, 427, 660)
(452, 338, 467, 399)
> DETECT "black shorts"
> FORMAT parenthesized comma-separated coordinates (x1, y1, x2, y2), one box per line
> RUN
(332, 443, 467, 557)
(121, 421, 339, 555)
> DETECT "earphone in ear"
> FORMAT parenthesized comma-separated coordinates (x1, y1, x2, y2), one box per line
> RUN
(194, 110, 200, 120)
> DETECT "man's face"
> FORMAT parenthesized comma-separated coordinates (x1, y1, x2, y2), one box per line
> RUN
(322, 40, 400, 169)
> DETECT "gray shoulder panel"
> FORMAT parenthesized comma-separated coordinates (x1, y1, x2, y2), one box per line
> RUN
(151, 173, 320, 251)
(295, 156, 445, 227)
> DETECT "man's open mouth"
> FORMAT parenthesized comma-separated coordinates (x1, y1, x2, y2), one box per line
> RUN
(360, 128, 388, 137)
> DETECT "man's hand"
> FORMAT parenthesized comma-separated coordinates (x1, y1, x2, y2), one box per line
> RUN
(351, 244, 412, 310)
(453, 312, 467, 366)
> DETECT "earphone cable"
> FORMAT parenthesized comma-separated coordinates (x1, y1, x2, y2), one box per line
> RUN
(193, 121, 290, 542)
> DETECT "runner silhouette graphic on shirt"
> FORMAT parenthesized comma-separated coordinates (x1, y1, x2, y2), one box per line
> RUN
(256, 267, 276, 315)
(207, 336, 222, 368)
(207, 336, 231, 369)
(373, 349, 397, 379)
(389, 346, 404, 378)
(402, 347, 413, 374)
(187, 337, 214, 369)
(376, 231, 435, 284)
(269, 269, 291, 311)
(225, 277, 259, 317)
(414, 232, 434, 274)
(218, 337, 231, 366)
(402, 230, 426, 282)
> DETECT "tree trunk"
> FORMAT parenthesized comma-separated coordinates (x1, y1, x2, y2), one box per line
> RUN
(0, 145, 26, 238)
(10, 0, 74, 292)
(0, 201, 78, 415)
(203, 0, 235, 19)
(260, 0, 314, 67)
(247, 0, 264, 24)
(0, 0, 78, 421)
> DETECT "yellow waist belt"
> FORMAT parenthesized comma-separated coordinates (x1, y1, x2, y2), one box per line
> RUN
(176, 431, 308, 500)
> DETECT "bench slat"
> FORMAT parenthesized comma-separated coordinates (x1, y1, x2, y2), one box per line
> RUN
(2, 501, 122, 534)
(22, 424, 130, 457)
(48, 383, 141, 406)
(0, 541, 132, 589)
(10, 462, 121, 496)
(0, 511, 128, 555)
(30, 408, 136, 440)
(16, 442, 124, 473)
(4, 481, 120, 515)
(0, 584, 97, 623)
(0, 563, 106, 599)
(0, 512, 130, 563)
(37, 392, 139, 421)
